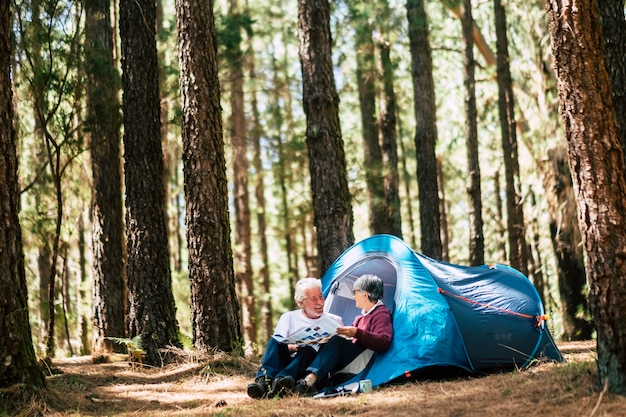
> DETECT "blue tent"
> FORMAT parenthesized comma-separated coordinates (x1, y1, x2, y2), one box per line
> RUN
(321, 234, 563, 391)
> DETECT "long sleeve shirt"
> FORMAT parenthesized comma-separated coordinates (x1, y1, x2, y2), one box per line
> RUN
(352, 303, 393, 352)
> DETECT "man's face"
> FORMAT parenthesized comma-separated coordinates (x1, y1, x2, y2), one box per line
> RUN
(300, 287, 325, 319)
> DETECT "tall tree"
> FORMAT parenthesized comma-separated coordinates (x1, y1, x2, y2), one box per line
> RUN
(85, 0, 126, 353)
(378, 39, 403, 238)
(298, 0, 354, 275)
(119, 0, 181, 365)
(176, 0, 242, 352)
(406, 0, 442, 259)
(225, 1, 255, 355)
(494, 0, 528, 275)
(248, 48, 273, 342)
(0, 0, 45, 384)
(547, 0, 626, 394)
(461, 0, 483, 265)
(349, 3, 386, 235)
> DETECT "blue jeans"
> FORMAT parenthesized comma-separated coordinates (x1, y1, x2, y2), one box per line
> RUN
(255, 338, 318, 380)
(306, 335, 366, 382)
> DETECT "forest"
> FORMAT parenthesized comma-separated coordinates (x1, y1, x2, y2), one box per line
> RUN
(2, 0, 626, 414)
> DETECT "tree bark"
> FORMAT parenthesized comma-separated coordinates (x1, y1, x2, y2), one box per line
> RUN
(547, 0, 626, 394)
(461, 0, 484, 266)
(598, 0, 626, 161)
(120, 0, 181, 365)
(406, 0, 442, 259)
(176, 0, 242, 353)
(298, 0, 354, 275)
(494, 0, 528, 275)
(85, 0, 126, 354)
(0, 0, 45, 383)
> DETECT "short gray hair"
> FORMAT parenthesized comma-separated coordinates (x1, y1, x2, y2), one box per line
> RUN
(353, 274, 383, 302)
(294, 277, 322, 304)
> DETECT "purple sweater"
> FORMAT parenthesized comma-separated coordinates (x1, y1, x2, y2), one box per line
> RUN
(352, 304, 393, 352)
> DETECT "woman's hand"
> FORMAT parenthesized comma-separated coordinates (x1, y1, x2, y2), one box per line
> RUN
(336, 326, 357, 338)
(288, 344, 299, 352)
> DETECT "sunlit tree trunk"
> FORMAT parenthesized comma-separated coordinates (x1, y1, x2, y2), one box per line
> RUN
(248, 47, 273, 344)
(226, 0, 255, 356)
(377, 8, 403, 238)
(461, 0, 483, 266)
(548, 0, 626, 394)
(176, 0, 242, 353)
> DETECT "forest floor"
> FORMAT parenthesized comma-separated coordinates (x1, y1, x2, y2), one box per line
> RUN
(4, 340, 626, 417)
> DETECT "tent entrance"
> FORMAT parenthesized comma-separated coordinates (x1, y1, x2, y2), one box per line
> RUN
(324, 255, 398, 325)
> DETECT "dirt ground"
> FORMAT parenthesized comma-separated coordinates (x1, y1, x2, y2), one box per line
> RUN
(4, 340, 626, 417)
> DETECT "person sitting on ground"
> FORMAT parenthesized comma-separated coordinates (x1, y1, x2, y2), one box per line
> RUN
(294, 274, 393, 396)
(247, 277, 343, 399)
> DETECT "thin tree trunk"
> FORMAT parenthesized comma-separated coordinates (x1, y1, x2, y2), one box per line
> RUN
(227, 0, 255, 355)
(378, 38, 403, 238)
(461, 0, 484, 266)
(494, 0, 528, 275)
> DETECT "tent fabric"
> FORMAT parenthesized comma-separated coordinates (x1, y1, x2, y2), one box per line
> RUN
(320, 234, 563, 391)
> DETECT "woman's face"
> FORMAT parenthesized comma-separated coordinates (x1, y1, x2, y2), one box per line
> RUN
(300, 287, 325, 319)
(353, 288, 368, 310)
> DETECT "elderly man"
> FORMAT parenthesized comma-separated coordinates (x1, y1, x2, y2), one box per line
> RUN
(247, 277, 343, 399)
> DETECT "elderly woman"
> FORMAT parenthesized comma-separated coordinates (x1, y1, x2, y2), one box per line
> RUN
(295, 274, 393, 395)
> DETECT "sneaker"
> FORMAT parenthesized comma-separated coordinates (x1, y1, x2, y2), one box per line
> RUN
(294, 379, 318, 397)
(271, 375, 295, 397)
(247, 376, 270, 399)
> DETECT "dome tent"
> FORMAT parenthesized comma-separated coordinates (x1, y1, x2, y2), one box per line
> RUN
(320, 234, 563, 394)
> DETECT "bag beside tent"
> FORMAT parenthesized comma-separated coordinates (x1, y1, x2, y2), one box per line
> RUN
(321, 234, 563, 391)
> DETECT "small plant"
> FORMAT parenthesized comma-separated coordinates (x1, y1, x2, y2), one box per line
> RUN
(105, 335, 145, 364)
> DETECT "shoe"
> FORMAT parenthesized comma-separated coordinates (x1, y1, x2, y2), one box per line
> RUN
(271, 375, 295, 397)
(247, 376, 270, 399)
(295, 379, 318, 397)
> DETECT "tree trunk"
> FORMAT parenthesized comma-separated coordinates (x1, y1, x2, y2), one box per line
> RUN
(494, 0, 528, 275)
(378, 37, 403, 238)
(85, 0, 126, 354)
(298, 0, 354, 275)
(120, 0, 181, 365)
(461, 0, 484, 266)
(406, 0, 442, 259)
(547, 0, 626, 394)
(350, 4, 386, 236)
(227, 0, 255, 356)
(176, 0, 242, 353)
(0, 0, 45, 383)
(598, 1, 626, 161)
(544, 147, 592, 341)
(249, 49, 273, 344)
